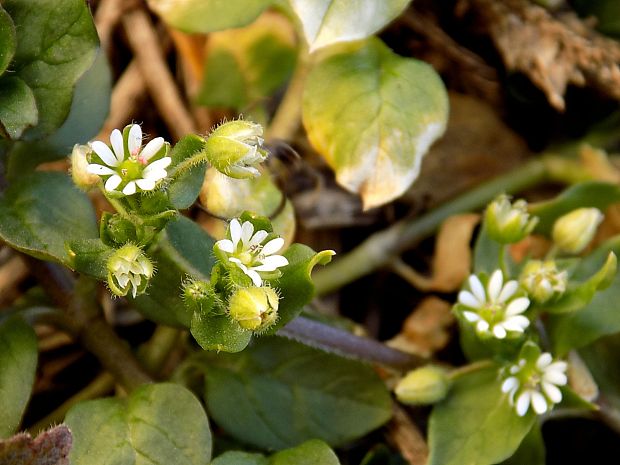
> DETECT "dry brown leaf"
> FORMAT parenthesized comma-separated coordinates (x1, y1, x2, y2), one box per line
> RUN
(387, 296, 455, 358)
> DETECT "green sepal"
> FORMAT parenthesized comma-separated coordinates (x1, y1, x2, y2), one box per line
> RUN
(190, 312, 252, 353)
(167, 134, 208, 209)
(99, 212, 138, 246)
(66, 239, 115, 280)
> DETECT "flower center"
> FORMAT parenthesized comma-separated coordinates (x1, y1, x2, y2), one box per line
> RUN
(480, 303, 505, 324)
(237, 251, 255, 266)
(119, 158, 144, 181)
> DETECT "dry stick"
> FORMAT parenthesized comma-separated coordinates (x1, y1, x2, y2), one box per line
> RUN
(388, 405, 429, 465)
(94, 0, 137, 51)
(122, 8, 197, 139)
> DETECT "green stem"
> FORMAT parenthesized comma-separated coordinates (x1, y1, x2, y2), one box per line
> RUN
(447, 360, 495, 381)
(103, 191, 132, 219)
(498, 244, 508, 277)
(138, 325, 182, 375)
(313, 159, 549, 295)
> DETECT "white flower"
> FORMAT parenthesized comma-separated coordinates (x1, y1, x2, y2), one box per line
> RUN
(501, 352, 568, 416)
(214, 218, 289, 286)
(107, 244, 154, 298)
(458, 269, 530, 339)
(87, 124, 171, 195)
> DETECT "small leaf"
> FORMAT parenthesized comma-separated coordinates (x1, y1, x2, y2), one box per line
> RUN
(147, 0, 272, 33)
(270, 439, 340, 465)
(65, 383, 212, 465)
(211, 451, 269, 465)
(200, 337, 392, 449)
(428, 367, 535, 465)
(303, 38, 448, 209)
(0, 76, 38, 139)
(0, 172, 98, 265)
(0, 5, 16, 75)
(0, 318, 38, 438)
(66, 239, 115, 280)
(0, 425, 72, 465)
(289, 0, 411, 51)
(191, 313, 253, 353)
(501, 423, 545, 465)
(168, 134, 208, 209)
(3, 0, 99, 139)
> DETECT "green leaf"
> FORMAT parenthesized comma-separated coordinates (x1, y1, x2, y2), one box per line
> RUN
(289, 0, 411, 51)
(168, 134, 208, 209)
(66, 239, 115, 280)
(548, 236, 620, 355)
(191, 313, 253, 353)
(197, 13, 297, 109)
(147, 0, 272, 33)
(473, 222, 505, 275)
(428, 367, 535, 465)
(0, 425, 72, 465)
(0, 172, 98, 265)
(3, 0, 99, 139)
(132, 216, 216, 326)
(0, 5, 16, 75)
(501, 423, 545, 465)
(65, 383, 212, 465)
(5, 51, 111, 175)
(201, 337, 392, 449)
(0, 76, 38, 139)
(529, 181, 620, 235)
(0, 318, 38, 438)
(303, 38, 448, 209)
(211, 451, 269, 465)
(269, 439, 340, 465)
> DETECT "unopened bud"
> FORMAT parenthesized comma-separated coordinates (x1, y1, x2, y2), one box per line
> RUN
(71, 144, 99, 189)
(485, 195, 538, 244)
(205, 120, 268, 179)
(552, 208, 603, 254)
(107, 244, 154, 298)
(520, 260, 567, 304)
(183, 279, 217, 314)
(395, 366, 450, 405)
(228, 286, 279, 331)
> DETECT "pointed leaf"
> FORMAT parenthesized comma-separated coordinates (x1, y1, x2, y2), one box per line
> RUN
(0, 76, 38, 139)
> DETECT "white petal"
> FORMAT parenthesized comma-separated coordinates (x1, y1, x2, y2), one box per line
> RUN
(246, 269, 262, 286)
(128, 124, 142, 155)
(91, 141, 120, 167)
(501, 377, 519, 393)
(249, 230, 268, 247)
(253, 254, 289, 271)
(488, 270, 504, 301)
(516, 390, 532, 416)
(140, 137, 164, 161)
(123, 181, 137, 195)
(462, 311, 480, 322)
(547, 361, 568, 373)
(110, 129, 125, 163)
(136, 178, 156, 191)
(458, 291, 481, 308)
(241, 221, 254, 246)
(87, 164, 116, 175)
(116, 273, 130, 288)
(469, 275, 486, 302)
(542, 382, 563, 404)
(536, 353, 553, 370)
(543, 369, 567, 386)
(105, 175, 122, 191)
(498, 280, 518, 303)
(229, 219, 242, 247)
(493, 324, 507, 339)
(142, 168, 167, 182)
(476, 320, 490, 332)
(144, 157, 171, 172)
(505, 297, 530, 316)
(502, 316, 530, 331)
(215, 239, 234, 253)
(531, 391, 548, 414)
(262, 237, 284, 256)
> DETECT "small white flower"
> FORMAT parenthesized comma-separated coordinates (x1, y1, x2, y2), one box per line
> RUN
(501, 352, 568, 416)
(107, 244, 155, 298)
(87, 124, 171, 195)
(214, 218, 289, 286)
(458, 269, 530, 339)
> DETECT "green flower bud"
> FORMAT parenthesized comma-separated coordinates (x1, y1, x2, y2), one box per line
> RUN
(395, 366, 451, 405)
(520, 260, 567, 303)
(228, 286, 279, 331)
(183, 279, 217, 314)
(485, 195, 538, 244)
(552, 208, 603, 254)
(205, 120, 268, 179)
(106, 244, 154, 298)
(71, 144, 99, 189)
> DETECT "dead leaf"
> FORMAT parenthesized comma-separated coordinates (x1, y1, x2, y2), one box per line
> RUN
(0, 425, 72, 465)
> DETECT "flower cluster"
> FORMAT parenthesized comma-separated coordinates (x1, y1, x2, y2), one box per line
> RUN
(457, 270, 530, 339)
(87, 124, 171, 195)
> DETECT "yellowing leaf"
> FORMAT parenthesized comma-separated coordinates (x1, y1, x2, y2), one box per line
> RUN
(303, 38, 448, 209)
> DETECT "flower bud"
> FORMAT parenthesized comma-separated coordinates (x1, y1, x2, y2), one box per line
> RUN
(106, 244, 154, 298)
(228, 286, 279, 331)
(394, 366, 451, 405)
(485, 195, 538, 244)
(520, 260, 567, 304)
(205, 120, 268, 179)
(552, 208, 603, 254)
(71, 144, 99, 189)
(183, 279, 218, 314)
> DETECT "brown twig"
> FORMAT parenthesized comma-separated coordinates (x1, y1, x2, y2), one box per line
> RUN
(388, 405, 429, 465)
(94, 0, 139, 51)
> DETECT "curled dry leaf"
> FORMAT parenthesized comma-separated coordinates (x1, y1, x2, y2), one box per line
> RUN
(0, 425, 72, 465)
(387, 296, 455, 358)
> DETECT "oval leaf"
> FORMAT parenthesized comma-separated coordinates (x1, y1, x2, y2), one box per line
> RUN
(66, 383, 212, 465)
(201, 337, 392, 449)
(303, 38, 448, 209)
(289, 0, 411, 51)
(0, 76, 37, 139)
(0, 318, 38, 438)
(0, 5, 16, 75)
